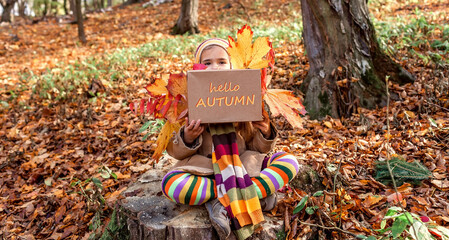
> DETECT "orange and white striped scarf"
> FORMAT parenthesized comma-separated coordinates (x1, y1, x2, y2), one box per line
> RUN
(209, 123, 264, 240)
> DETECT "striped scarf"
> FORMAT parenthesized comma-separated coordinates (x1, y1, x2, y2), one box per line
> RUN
(209, 123, 264, 240)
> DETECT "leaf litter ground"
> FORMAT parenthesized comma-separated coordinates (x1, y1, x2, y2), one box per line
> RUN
(1, 0, 448, 239)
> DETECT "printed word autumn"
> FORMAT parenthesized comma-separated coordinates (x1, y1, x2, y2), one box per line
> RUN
(195, 82, 255, 108)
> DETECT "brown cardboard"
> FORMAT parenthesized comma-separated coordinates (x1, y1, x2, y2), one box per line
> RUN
(187, 69, 262, 123)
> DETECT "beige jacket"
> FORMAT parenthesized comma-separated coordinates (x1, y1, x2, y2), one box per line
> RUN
(166, 124, 278, 177)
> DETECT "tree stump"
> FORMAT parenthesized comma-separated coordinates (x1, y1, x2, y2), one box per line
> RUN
(120, 156, 322, 240)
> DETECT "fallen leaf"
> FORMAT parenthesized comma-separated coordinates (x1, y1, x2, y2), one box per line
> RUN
(431, 179, 449, 190)
(54, 205, 66, 224)
(387, 192, 403, 203)
(362, 194, 384, 208)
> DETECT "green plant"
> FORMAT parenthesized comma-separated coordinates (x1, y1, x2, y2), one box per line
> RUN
(139, 119, 165, 141)
(70, 166, 119, 239)
(377, 206, 449, 239)
(373, 9, 449, 65)
(374, 156, 431, 186)
(276, 229, 287, 240)
(98, 206, 129, 240)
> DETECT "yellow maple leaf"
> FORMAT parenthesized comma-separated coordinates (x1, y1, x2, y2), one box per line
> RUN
(227, 25, 272, 69)
(248, 37, 272, 69)
(264, 89, 306, 129)
(152, 121, 182, 161)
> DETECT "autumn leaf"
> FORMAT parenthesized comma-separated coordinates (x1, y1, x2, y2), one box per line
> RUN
(248, 37, 272, 69)
(166, 73, 187, 98)
(193, 63, 208, 70)
(139, 73, 188, 124)
(145, 78, 168, 97)
(227, 25, 273, 70)
(264, 89, 307, 129)
(164, 95, 188, 123)
(152, 121, 182, 161)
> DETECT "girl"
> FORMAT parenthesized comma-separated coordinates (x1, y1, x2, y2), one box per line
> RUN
(161, 38, 299, 240)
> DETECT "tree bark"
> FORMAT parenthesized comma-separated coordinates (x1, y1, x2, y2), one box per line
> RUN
(18, 0, 27, 18)
(300, 0, 415, 119)
(63, 0, 68, 15)
(83, 0, 88, 12)
(1, 0, 18, 22)
(75, 0, 86, 43)
(69, 0, 76, 21)
(121, 0, 140, 7)
(172, 0, 199, 35)
(43, 0, 49, 16)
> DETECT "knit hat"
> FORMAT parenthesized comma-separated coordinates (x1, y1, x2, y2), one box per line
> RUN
(194, 38, 229, 64)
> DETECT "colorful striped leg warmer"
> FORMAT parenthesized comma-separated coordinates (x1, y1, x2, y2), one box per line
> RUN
(161, 170, 216, 205)
(252, 152, 299, 199)
(161, 152, 299, 204)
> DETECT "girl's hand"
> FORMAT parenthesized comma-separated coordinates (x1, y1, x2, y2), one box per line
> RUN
(252, 110, 271, 138)
(183, 117, 204, 145)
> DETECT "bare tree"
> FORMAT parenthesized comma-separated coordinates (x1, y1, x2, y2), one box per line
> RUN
(17, 0, 27, 18)
(69, 0, 77, 21)
(1, 0, 18, 22)
(300, 0, 415, 119)
(172, 0, 199, 35)
(63, 0, 68, 15)
(75, 0, 86, 43)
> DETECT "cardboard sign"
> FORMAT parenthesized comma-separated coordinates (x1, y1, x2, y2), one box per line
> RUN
(187, 69, 262, 123)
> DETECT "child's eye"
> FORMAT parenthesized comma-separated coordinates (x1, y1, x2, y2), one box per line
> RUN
(204, 62, 211, 65)
(219, 61, 228, 65)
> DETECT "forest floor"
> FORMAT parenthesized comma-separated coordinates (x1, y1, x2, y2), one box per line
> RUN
(1, 0, 448, 239)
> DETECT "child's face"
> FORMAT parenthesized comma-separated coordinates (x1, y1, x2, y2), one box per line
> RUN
(200, 46, 231, 70)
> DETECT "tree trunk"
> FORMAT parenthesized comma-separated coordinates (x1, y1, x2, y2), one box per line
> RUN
(18, 0, 27, 18)
(1, 0, 18, 22)
(83, 0, 88, 12)
(300, 0, 415, 119)
(51, 0, 58, 15)
(107, 0, 111, 7)
(43, 0, 49, 16)
(70, 0, 76, 21)
(75, 0, 86, 43)
(63, 0, 68, 15)
(172, 0, 199, 35)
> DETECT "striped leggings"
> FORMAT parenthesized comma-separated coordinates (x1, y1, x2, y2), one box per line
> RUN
(161, 152, 299, 205)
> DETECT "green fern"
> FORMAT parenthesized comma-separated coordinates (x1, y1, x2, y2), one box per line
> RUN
(375, 157, 431, 186)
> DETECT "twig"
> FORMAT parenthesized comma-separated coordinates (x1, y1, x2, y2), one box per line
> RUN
(299, 221, 359, 238)
(332, 158, 343, 209)
(385, 76, 418, 236)
(424, 99, 449, 112)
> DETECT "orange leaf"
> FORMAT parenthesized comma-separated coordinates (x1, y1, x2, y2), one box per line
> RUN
(152, 121, 182, 161)
(145, 78, 168, 97)
(166, 73, 187, 97)
(362, 194, 384, 208)
(54, 205, 66, 224)
(165, 95, 188, 123)
(387, 192, 403, 203)
(264, 89, 306, 129)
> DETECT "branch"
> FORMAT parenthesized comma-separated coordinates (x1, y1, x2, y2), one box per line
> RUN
(424, 99, 449, 112)
(385, 76, 418, 236)
(299, 221, 359, 238)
